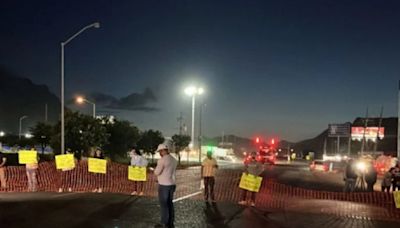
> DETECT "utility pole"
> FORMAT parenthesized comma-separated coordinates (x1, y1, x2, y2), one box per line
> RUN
(221, 131, 225, 148)
(361, 107, 369, 156)
(337, 136, 340, 154)
(44, 103, 48, 122)
(177, 112, 183, 135)
(198, 104, 205, 162)
(374, 106, 384, 152)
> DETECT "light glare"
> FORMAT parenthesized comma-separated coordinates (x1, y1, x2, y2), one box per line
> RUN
(76, 97, 85, 104)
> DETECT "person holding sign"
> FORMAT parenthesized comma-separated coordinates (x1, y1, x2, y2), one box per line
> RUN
(25, 148, 39, 192)
(238, 152, 264, 207)
(201, 151, 218, 202)
(154, 144, 177, 228)
(92, 148, 105, 193)
(57, 150, 77, 193)
(129, 147, 148, 196)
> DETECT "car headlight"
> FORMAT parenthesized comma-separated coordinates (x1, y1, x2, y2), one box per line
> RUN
(356, 161, 366, 172)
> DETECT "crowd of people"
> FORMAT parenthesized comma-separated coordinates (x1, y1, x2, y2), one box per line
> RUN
(343, 158, 400, 193)
(0, 145, 266, 228)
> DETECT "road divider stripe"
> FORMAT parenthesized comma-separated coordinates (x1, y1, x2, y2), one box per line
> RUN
(173, 191, 202, 203)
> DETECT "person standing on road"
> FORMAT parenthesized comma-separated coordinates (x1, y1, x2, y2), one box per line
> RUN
(391, 164, 400, 192)
(382, 168, 393, 193)
(26, 148, 39, 192)
(154, 144, 177, 228)
(239, 152, 264, 207)
(58, 149, 77, 193)
(129, 147, 148, 196)
(365, 162, 377, 192)
(343, 159, 357, 192)
(201, 151, 218, 202)
(92, 148, 105, 193)
(0, 152, 7, 189)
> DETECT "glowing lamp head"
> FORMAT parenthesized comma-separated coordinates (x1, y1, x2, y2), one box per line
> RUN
(185, 86, 196, 96)
(76, 97, 85, 104)
(93, 22, 100, 28)
(185, 86, 204, 96)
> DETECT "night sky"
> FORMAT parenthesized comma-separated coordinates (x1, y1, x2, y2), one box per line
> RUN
(1, 0, 399, 141)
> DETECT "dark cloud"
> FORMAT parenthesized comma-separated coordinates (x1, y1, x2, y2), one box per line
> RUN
(90, 88, 159, 112)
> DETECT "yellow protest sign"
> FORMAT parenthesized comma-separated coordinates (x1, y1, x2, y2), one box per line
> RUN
(55, 154, 75, 170)
(128, 166, 147, 181)
(18, 150, 38, 164)
(88, 158, 107, 174)
(394, 191, 400, 209)
(239, 173, 263, 192)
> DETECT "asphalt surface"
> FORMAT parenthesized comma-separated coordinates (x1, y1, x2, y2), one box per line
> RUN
(0, 192, 399, 228)
(219, 160, 347, 192)
(224, 160, 382, 192)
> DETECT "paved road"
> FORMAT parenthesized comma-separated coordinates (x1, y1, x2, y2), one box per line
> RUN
(221, 160, 383, 192)
(0, 192, 399, 228)
(261, 161, 345, 192)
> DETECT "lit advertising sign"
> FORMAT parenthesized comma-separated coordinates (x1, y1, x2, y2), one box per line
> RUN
(351, 127, 385, 140)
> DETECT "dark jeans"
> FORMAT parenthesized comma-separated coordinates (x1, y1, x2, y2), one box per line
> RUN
(381, 186, 390, 193)
(241, 189, 256, 202)
(393, 184, 400, 192)
(204, 177, 215, 200)
(366, 182, 375, 192)
(158, 185, 176, 227)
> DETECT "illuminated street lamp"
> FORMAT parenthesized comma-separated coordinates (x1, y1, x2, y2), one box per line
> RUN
(76, 96, 96, 118)
(61, 22, 100, 154)
(185, 86, 204, 150)
(0, 131, 5, 137)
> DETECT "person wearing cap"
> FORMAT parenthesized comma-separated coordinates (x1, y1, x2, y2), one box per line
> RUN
(201, 151, 218, 202)
(154, 144, 178, 228)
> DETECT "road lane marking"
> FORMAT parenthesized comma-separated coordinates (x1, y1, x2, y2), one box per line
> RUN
(173, 191, 202, 203)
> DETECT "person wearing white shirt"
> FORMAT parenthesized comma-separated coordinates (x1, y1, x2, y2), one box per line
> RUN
(154, 144, 177, 228)
(129, 147, 148, 196)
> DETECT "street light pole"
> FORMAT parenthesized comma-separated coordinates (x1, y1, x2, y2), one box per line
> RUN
(191, 94, 196, 149)
(185, 86, 204, 153)
(61, 22, 100, 154)
(198, 103, 206, 163)
(19, 115, 28, 140)
(61, 43, 65, 154)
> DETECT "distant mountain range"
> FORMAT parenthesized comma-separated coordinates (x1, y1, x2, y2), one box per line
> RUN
(0, 68, 60, 134)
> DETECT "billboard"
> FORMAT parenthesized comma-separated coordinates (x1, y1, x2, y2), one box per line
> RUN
(328, 123, 351, 137)
(351, 127, 385, 141)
